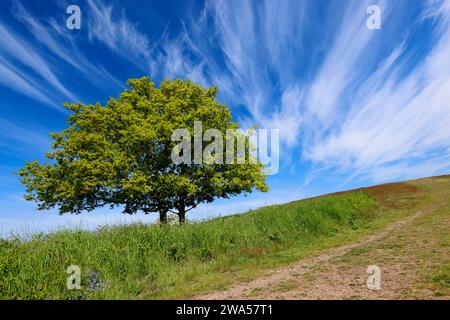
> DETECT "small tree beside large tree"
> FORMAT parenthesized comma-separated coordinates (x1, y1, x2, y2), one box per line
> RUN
(19, 77, 268, 224)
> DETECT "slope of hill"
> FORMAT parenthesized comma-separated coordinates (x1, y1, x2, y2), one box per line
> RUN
(1, 175, 449, 299)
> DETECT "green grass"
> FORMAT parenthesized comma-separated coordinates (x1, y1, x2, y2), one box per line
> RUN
(1, 191, 383, 299)
(432, 263, 450, 290)
(3, 175, 440, 300)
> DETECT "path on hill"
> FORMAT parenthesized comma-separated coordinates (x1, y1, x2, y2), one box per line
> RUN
(196, 201, 449, 299)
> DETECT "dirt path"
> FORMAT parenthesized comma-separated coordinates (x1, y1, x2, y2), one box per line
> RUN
(197, 203, 449, 299)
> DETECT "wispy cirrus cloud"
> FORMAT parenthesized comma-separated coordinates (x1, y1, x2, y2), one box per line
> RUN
(0, 22, 77, 108)
(0, 56, 52, 105)
(0, 0, 133, 111)
(102, 0, 450, 182)
(305, 0, 391, 128)
(86, 0, 153, 70)
(11, 2, 123, 91)
(305, 0, 450, 183)
(145, 0, 308, 147)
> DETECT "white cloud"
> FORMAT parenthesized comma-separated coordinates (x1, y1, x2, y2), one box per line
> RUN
(0, 23, 78, 104)
(305, 0, 450, 182)
(0, 57, 53, 105)
(12, 2, 124, 90)
(126, 0, 309, 148)
(86, 0, 153, 70)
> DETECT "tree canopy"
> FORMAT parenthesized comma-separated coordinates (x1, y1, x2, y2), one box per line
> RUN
(19, 77, 268, 224)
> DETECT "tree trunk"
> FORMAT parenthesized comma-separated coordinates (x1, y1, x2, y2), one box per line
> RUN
(159, 209, 168, 224)
(178, 207, 186, 225)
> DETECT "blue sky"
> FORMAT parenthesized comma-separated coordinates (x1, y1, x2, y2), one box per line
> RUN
(1, 0, 450, 237)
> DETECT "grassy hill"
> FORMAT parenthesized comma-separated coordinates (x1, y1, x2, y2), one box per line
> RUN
(1, 175, 449, 299)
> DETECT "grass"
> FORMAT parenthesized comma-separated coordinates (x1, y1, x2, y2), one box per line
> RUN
(432, 263, 450, 293)
(0, 176, 443, 300)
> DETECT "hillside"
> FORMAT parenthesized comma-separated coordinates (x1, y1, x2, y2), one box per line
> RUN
(1, 175, 449, 299)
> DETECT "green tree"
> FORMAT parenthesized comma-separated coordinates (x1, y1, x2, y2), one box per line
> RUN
(19, 77, 268, 224)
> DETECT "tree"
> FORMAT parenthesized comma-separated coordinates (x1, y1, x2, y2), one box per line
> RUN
(19, 77, 268, 224)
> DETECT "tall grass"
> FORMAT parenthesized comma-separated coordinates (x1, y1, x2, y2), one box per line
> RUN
(0, 192, 378, 299)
